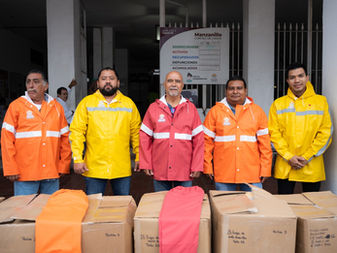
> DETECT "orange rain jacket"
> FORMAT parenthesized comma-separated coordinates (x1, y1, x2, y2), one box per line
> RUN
(204, 97, 272, 183)
(1, 93, 71, 181)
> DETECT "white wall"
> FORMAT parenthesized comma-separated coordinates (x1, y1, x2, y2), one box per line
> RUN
(47, 0, 87, 109)
(243, 0, 275, 114)
(321, 0, 337, 193)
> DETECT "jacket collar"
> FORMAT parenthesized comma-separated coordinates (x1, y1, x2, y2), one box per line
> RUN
(220, 97, 252, 109)
(23, 92, 54, 105)
(95, 89, 122, 104)
(159, 95, 187, 106)
(287, 81, 316, 100)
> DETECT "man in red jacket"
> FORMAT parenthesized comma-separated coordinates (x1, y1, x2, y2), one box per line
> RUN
(139, 71, 204, 191)
(1, 69, 71, 195)
(203, 76, 272, 191)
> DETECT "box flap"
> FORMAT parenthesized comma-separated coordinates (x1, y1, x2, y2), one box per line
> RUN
(209, 190, 258, 214)
(290, 204, 335, 218)
(135, 191, 210, 219)
(0, 194, 36, 223)
(84, 195, 134, 223)
(303, 191, 337, 215)
(275, 194, 313, 205)
(210, 187, 296, 217)
(134, 191, 166, 218)
(11, 194, 50, 221)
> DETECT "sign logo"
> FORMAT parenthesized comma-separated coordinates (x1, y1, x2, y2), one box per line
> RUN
(158, 114, 166, 122)
(98, 101, 105, 107)
(26, 110, 34, 119)
(223, 117, 230, 126)
(288, 102, 294, 109)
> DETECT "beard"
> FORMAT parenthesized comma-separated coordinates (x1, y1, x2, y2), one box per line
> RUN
(99, 85, 118, 96)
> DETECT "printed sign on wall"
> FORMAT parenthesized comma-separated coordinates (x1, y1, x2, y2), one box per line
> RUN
(160, 27, 229, 85)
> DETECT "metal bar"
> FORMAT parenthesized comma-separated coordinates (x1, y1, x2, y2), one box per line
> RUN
(231, 23, 235, 76)
(301, 23, 304, 64)
(315, 23, 319, 92)
(237, 23, 240, 76)
(202, 0, 207, 109)
(159, 0, 165, 97)
(295, 23, 298, 62)
(283, 23, 287, 96)
(289, 23, 292, 64)
(277, 23, 280, 98)
(307, 0, 313, 77)
(202, 0, 207, 28)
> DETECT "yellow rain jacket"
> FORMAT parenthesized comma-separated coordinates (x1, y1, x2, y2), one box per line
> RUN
(268, 82, 332, 182)
(70, 90, 141, 179)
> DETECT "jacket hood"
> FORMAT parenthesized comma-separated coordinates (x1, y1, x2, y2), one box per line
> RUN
(21, 92, 54, 105)
(287, 81, 316, 100)
(156, 95, 188, 106)
(94, 89, 122, 102)
(218, 96, 254, 109)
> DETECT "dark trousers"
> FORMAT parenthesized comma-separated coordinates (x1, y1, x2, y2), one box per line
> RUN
(277, 179, 321, 194)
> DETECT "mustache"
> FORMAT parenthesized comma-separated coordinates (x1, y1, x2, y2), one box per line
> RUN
(104, 83, 113, 88)
(27, 89, 37, 93)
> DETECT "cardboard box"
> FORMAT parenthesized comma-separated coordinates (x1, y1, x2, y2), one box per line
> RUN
(134, 191, 211, 253)
(210, 187, 297, 253)
(276, 191, 337, 253)
(0, 193, 137, 253)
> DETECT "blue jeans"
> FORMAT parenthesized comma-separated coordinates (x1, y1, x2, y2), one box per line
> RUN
(14, 179, 59, 196)
(215, 182, 262, 192)
(153, 179, 192, 192)
(84, 176, 131, 195)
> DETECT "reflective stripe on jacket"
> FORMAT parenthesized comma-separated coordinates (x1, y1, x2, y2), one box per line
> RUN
(268, 82, 332, 182)
(204, 97, 272, 183)
(139, 96, 204, 181)
(1, 94, 71, 181)
(70, 90, 141, 179)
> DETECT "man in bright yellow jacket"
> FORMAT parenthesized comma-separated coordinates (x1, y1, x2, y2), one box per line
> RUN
(269, 62, 332, 194)
(70, 67, 141, 195)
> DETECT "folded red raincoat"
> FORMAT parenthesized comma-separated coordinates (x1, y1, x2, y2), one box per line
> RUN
(159, 186, 204, 253)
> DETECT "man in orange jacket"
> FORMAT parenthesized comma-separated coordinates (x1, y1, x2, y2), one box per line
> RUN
(1, 69, 71, 195)
(203, 76, 272, 191)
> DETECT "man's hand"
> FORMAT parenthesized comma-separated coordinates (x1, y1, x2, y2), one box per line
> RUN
(261, 177, 269, 183)
(6, 175, 19, 182)
(289, 155, 308, 170)
(134, 161, 140, 172)
(206, 173, 214, 180)
(297, 156, 308, 167)
(74, 163, 88, 174)
(68, 79, 78, 89)
(190, 171, 201, 178)
(144, 169, 153, 176)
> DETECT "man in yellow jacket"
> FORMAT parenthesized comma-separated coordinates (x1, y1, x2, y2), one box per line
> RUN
(204, 76, 272, 191)
(70, 67, 141, 195)
(269, 62, 332, 194)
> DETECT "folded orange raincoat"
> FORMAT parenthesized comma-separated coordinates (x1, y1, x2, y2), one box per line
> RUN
(35, 189, 88, 253)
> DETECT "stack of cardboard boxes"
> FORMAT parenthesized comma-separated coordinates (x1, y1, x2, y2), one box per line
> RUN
(0, 194, 136, 253)
(0, 188, 337, 252)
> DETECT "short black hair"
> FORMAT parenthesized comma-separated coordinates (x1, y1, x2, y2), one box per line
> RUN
(225, 76, 247, 89)
(57, 87, 67, 95)
(26, 69, 48, 83)
(286, 62, 307, 78)
(97, 67, 119, 80)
